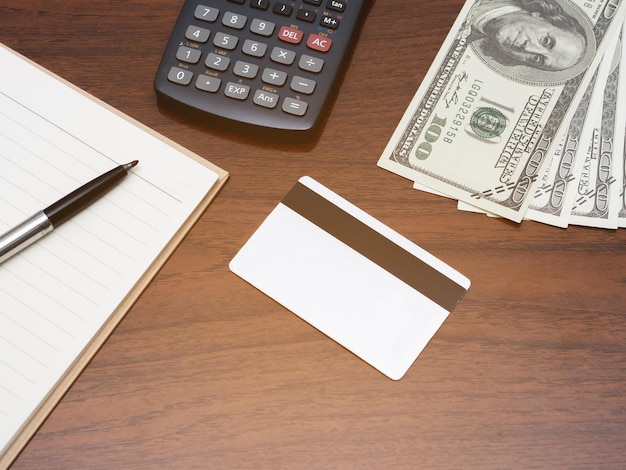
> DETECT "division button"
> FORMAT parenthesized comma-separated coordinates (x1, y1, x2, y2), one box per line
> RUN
(298, 54, 324, 73)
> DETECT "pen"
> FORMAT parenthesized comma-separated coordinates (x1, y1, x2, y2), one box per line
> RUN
(0, 160, 138, 264)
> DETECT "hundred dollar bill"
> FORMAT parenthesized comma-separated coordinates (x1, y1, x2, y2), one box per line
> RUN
(618, 22, 626, 227)
(378, 0, 626, 222)
(570, 27, 625, 227)
(526, 35, 615, 227)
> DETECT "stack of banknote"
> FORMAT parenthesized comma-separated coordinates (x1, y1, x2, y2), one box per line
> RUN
(378, 0, 626, 229)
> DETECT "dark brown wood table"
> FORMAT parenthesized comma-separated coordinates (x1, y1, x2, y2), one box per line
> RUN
(2, 1, 625, 468)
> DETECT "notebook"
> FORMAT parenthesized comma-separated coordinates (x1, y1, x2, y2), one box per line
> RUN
(0, 43, 228, 468)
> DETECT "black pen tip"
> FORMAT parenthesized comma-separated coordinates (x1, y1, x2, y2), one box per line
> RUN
(123, 160, 139, 171)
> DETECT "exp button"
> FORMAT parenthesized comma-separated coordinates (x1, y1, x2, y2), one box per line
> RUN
(306, 34, 332, 52)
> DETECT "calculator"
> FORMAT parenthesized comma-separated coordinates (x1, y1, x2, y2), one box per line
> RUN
(154, 0, 370, 132)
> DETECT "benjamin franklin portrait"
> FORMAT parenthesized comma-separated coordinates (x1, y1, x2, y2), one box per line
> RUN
(462, 0, 597, 84)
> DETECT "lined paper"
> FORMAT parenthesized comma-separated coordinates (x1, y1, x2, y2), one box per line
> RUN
(0, 43, 223, 459)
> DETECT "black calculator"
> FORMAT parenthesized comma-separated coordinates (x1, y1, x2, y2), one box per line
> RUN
(154, 0, 370, 132)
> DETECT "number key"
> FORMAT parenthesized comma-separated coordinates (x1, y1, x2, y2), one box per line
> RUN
(242, 39, 267, 57)
(233, 60, 259, 79)
(206, 52, 231, 71)
(194, 5, 219, 22)
(168, 67, 193, 85)
(176, 46, 202, 64)
(185, 25, 210, 43)
(213, 32, 239, 50)
(223, 11, 247, 29)
(250, 18, 275, 36)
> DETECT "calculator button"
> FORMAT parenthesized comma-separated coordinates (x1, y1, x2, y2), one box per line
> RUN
(262, 68, 287, 86)
(253, 89, 279, 108)
(250, 18, 275, 36)
(194, 5, 219, 22)
(222, 11, 247, 29)
(228, 0, 245, 3)
(176, 46, 202, 64)
(306, 34, 332, 52)
(299, 54, 324, 73)
(185, 25, 211, 43)
(250, 0, 270, 9)
(282, 98, 308, 116)
(273, 3, 293, 16)
(242, 39, 267, 57)
(234, 60, 259, 78)
(304, 0, 322, 5)
(224, 82, 250, 100)
(290, 75, 316, 94)
(270, 47, 296, 65)
(213, 32, 239, 50)
(296, 9, 316, 22)
(196, 75, 221, 92)
(167, 67, 193, 85)
(205, 52, 231, 71)
(327, 0, 345, 11)
(278, 26, 303, 45)
(320, 15, 340, 29)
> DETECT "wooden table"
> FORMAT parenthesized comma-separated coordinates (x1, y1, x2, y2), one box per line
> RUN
(2, 1, 625, 468)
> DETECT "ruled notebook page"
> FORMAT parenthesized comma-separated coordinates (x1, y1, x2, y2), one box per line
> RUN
(0, 44, 220, 454)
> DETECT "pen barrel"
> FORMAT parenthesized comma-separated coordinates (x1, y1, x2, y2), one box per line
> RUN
(44, 165, 128, 227)
(0, 211, 53, 263)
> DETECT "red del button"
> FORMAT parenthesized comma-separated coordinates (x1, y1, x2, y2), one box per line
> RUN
(307, 34, 332, 52)
(278, 26, 303, 44)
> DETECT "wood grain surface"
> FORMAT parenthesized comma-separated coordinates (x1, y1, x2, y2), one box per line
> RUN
(2, 0, 625, 468)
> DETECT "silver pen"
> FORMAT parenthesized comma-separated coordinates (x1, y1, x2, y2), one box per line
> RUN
(0, 160, 138, 264)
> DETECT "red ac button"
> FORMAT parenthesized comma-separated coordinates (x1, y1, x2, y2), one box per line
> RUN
(306, 34, 332, 52)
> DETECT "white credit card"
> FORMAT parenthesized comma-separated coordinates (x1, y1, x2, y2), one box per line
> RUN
(230, 177, 470, 380)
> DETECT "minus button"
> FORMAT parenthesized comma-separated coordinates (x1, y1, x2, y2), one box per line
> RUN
(290, 76, 316, 95)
